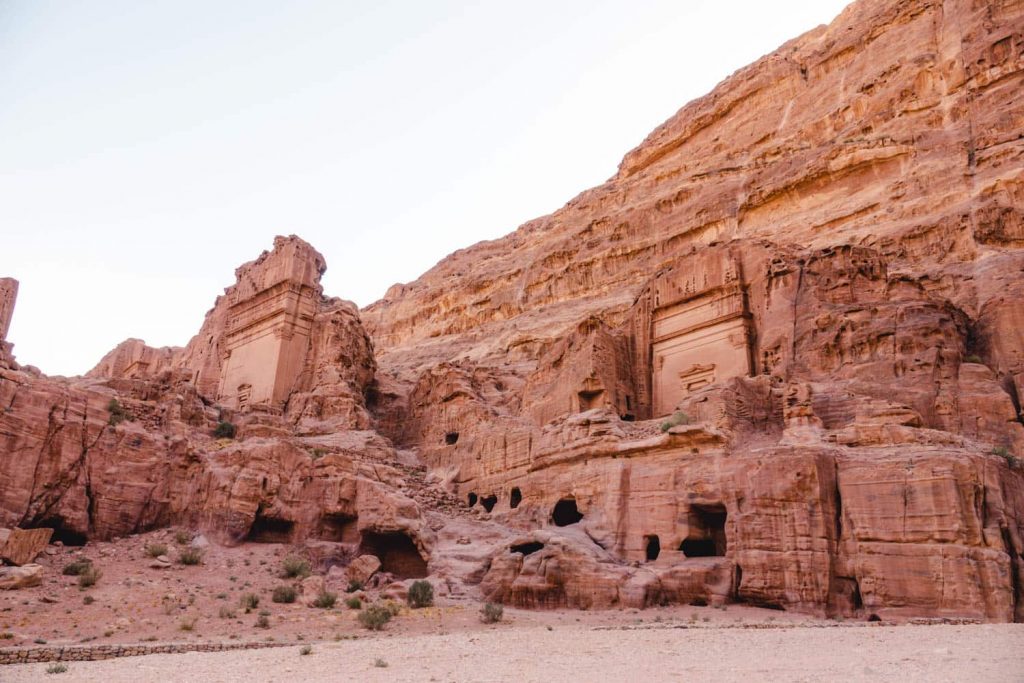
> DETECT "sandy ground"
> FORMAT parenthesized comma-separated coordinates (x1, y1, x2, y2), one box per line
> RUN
(5, 623, 1023, 682)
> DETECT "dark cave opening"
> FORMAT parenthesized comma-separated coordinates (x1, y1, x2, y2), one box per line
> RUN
(509, 487, 522, 509)
(552, 498, 584, 526)
(467, 492, 478, 507)
(644, 534, 661, 561)
(510, 541, 544, 556)
(358, 531, 428, 579)
(481, 495, 498, 513)
(246, 514, 295, 544)
(33, 518, 87, 546)
(578, 389, 605, 411)
(445, 431, 459, 445)
(680, 504, 727, 557)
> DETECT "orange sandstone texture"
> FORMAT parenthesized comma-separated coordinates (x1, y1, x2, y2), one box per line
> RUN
(0, 0, 1022, 623)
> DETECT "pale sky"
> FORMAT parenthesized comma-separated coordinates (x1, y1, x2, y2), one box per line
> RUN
(1, 0, 850, 376)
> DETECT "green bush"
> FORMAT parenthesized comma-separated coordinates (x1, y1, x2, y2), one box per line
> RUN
(312, 590, 337, 609)
(357, 604, 393, 631)
(107, 398, 130, 426)
(660, 412, 690, 432)
(272, 585, 298, 604)
(281, 556, 311, 579)
(255, 614, 270, 629)
(178, 548, 203, 565)
(479, 602, 503, 624)
(407, 580, 434, 609)
(174, 529, 192, 545)
(344, 596, 362, 610)
(62, 558, 93, 576)
(213, 421, 237, 439)
(145, 543, 168, 558)
(78, 566, 102, 589)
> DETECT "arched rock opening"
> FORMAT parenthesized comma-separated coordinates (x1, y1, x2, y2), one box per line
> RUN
(33, 518, 87, 546)
(467, 492, 478, 507)
(680, 504, 727, 557)
(510, 541, 544, 556)
(246, 514, 295, 544)
(552, 498, 583, 526)
(445, 431, 459, 445)
(481, 495, 498, 513)
(644, 534, 661, 561)
(358, 531, 428, 579)
(509, 487, 522, 509)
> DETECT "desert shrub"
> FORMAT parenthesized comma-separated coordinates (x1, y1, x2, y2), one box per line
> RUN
(240, 593, 260, 611)
(311, 448, 326, 460)
(107, 399, 130, 426)
(312, 590, 337, 609)
(374, 658, 388, 668)
(345, 596, 362, 610)
(62, 558, 93, 576)
(179, 616, 197, 631)
(77, 566, 102, 589)
(82, 595, 95, 605)
(345, 580, 363, 593)
(660, 411, 690, 432)
(382, 600, 402, 616)
(407, 580, 434, 608)
(218, 605, 237, 619)
(479, 602, 503, 624)
(992, 446, 1021, 468)
(255, 614, 270, 629)
(965, 354, 984, 364)
(145, 543, 168, 558)
(178, 548, 203, 565)
(272, 585, 298, 603)
(281, 555, 311, 579)
(46, 663, 68, 674)
(213, 420, 237, 439)
(174, 529, 192, 545)
(357, 604, 393, 631)
(299, 644, 312, 655)
(0, 632, 14, 639)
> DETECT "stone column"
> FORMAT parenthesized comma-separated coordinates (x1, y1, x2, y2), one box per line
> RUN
(0, 277, 18, 343)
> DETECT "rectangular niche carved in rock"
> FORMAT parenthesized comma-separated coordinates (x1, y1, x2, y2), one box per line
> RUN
(651, 285, 752, 417)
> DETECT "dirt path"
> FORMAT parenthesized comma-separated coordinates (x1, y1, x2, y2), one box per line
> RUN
(6, 623, 1022, 682)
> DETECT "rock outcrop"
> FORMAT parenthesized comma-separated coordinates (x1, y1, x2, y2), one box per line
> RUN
(1, 0, 1023, 623)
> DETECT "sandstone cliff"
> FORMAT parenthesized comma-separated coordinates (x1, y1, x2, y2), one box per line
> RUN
(1, 0, 1022, 622)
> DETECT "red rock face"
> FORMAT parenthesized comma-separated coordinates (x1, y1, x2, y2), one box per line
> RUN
(360, 0, 1024, 620)
(1, 0, 1023, 622)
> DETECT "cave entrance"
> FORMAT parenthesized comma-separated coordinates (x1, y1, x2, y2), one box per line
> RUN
(246, 514, 295, 544)
(510, 541, 544, 556)
(481, 495, 498, 513)
(577, 389, 605, 412)
(445, 431, 459, 445)
(316, 513, 359, 543)
(358, 531, 428, 579)
(467, 492, 478, 507)
(680, 504, 727, 557)
(551, 498, 583, 527)
(509, 487, 522, 509)
(644, 534, 661, 561)
(33, 518, 87, 546)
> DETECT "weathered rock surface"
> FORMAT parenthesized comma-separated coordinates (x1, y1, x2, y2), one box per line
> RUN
(0, 527, 53, 566)
(1, 0, 1023, 624)
(0, 564, 43, 590)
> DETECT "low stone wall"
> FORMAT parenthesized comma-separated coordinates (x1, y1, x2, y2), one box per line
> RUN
(0, 640, 292, 665)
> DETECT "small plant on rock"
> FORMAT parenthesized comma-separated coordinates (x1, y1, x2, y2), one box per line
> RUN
(62, 558, 93, 576)
(407, 580, 434, 608)
(145, 543, 168, 558)
(281, 555, 311, 579)
(357, 604, 393, 631)
(107, 398, 130, 426)
(660, 411, 690, 432)
(272, 585, 298, 604)
(312, 590, 337, 609)
(174, 529, 192, 545)
(240, 593, 260, 612)
(178, 548, 203, 565)
(345, 596, 362, 610)
(299, 644, 312, 656)
(77, 566, 102, 589)
(213, 420, 237, 439)
(219, 606, 237, 619)
(179, 616, 197, 631)
(46, 663, 68, 674)
(479, 602, 503, 624)
(255, 614, 270, 629)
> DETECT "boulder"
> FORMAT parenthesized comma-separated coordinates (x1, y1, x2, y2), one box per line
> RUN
(0, 564, 43, 590)
(345, 555, 381, 586)
(0, 527, 53, 566)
